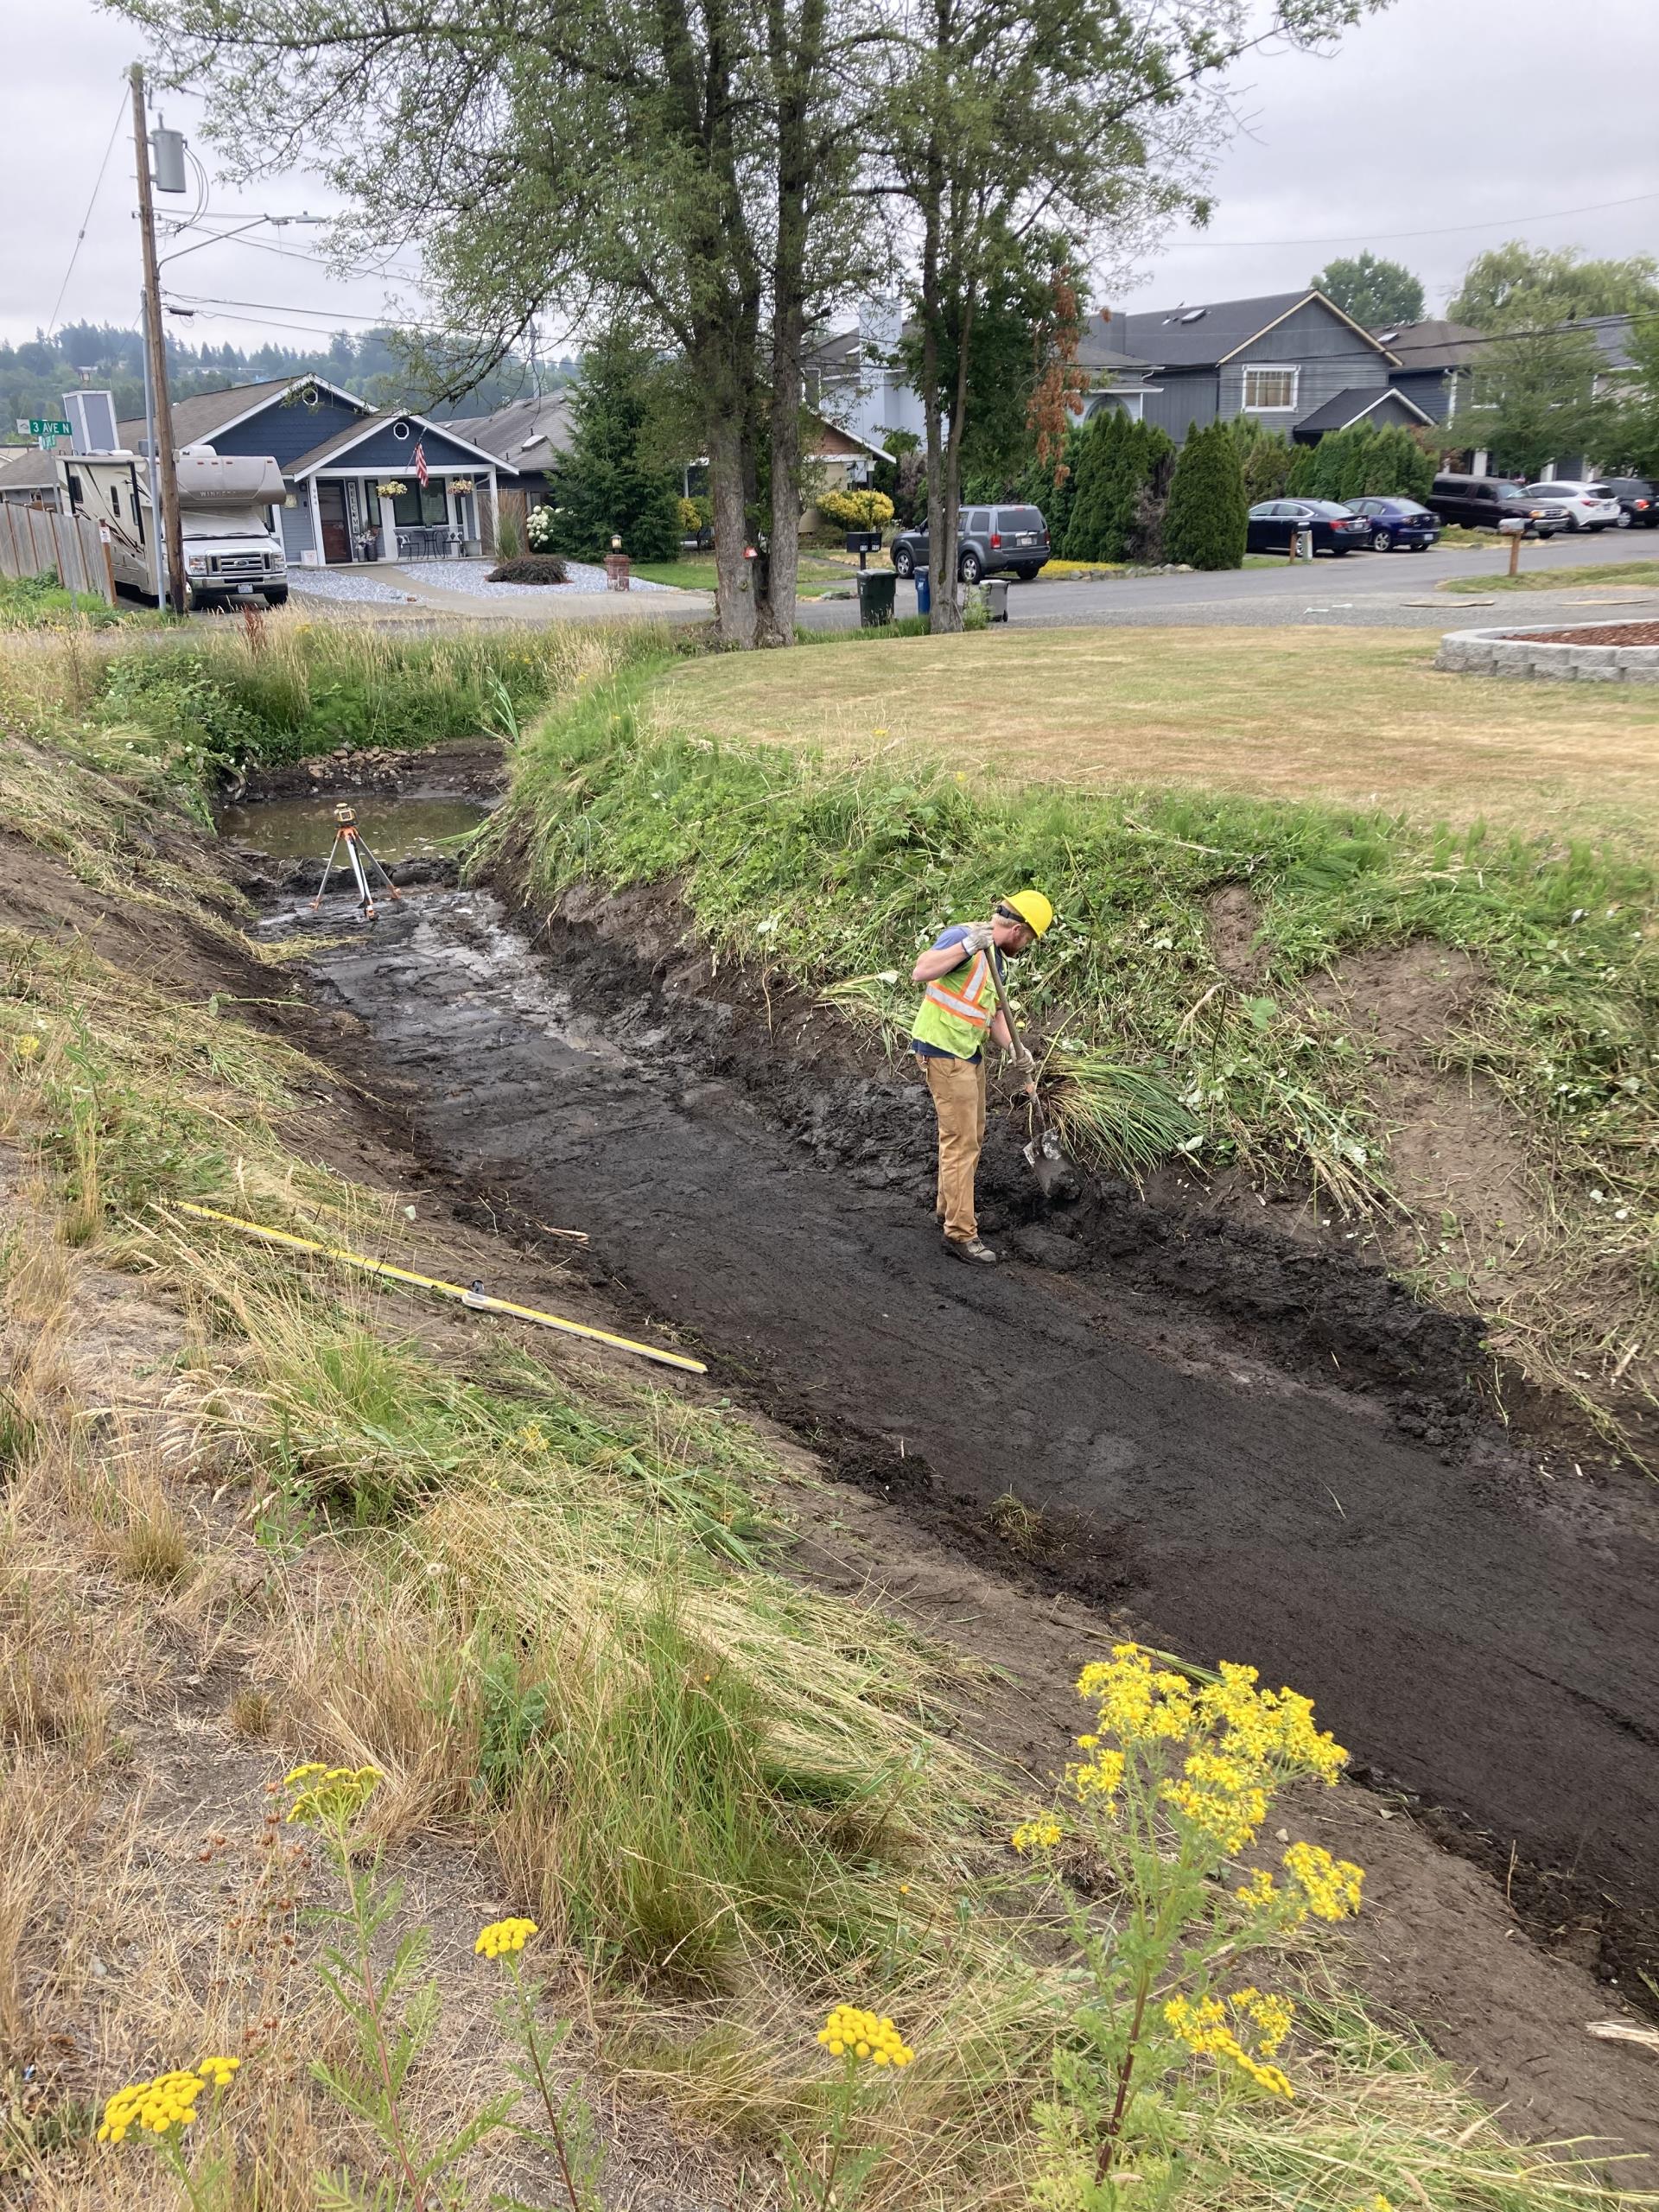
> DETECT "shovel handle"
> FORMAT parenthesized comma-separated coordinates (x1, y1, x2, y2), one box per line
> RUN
(982, 930, 1040, 1107)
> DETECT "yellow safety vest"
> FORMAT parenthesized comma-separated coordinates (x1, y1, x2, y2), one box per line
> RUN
(911, 945, 998, 1058)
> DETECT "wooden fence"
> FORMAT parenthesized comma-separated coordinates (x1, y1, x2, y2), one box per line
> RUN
(0, 503, 118, 606)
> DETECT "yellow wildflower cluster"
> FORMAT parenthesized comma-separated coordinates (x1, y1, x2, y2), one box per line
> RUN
(817, 2005, 915, 2068)
(1350, 2198, 1395, 2212)
(1012, 1817, 1064, 1853)
(1068, 1649, 1350, 1863)
(475, 1916, 539, 1958)
(1163, 1989, 1294, 2100)
(98, 2057, 241, 2144)
(283, 1763, 381, 1826)
(1283, 1840, 1364, 1921)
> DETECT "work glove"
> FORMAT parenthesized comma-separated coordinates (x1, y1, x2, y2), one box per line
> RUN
(957, 921, 996, 953)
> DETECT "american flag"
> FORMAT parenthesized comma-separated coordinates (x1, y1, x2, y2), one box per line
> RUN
(414, 439, 429, 489)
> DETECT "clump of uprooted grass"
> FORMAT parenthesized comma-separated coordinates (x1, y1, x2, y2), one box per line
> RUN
(497, 655, 1659, 1440)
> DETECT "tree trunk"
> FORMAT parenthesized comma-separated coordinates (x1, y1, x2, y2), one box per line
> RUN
(920, 145, 962, 635)
(754, 0, 824, 648)
(704, 366, 758, 647)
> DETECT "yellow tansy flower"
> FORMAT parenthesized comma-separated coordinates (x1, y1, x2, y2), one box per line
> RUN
(475, 1916, 539, 1958)
(817, 2004, 914, 2068)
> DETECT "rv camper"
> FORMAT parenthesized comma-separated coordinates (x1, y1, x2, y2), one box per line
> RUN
(57, 446, 289, 610)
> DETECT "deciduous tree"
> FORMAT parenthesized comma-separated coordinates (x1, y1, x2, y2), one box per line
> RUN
(1312, 251, 1424, 328)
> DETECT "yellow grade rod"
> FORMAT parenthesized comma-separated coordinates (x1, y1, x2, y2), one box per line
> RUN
(167, 1202, 708, 1375)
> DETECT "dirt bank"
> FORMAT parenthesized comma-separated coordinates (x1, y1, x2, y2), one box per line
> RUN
(243, 864, 1659, 2023)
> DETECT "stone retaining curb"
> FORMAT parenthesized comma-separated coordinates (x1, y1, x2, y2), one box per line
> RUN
(1436, 617, 1659, 682)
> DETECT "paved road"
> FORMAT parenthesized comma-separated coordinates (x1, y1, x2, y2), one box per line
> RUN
(801, 529, 1659, 632)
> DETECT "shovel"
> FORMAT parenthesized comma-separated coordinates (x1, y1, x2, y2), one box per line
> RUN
(982, 937, 1071, 1191)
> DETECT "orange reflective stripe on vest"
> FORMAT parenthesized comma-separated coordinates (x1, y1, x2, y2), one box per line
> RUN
(923, 950, 993, 1027)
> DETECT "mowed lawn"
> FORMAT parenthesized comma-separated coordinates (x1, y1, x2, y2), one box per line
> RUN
(657, 625, 1659, 837)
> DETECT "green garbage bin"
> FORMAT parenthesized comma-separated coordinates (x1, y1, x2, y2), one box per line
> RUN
(856, 570, 897, 627)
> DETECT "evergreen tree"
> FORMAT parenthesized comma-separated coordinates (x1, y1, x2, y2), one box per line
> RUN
(1163, 421, 1247, 569)
(1063, 409, 1130, 559)
(538, 327, 682, 563)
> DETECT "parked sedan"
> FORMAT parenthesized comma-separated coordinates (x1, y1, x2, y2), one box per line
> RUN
(1343, 496, 1442, 551)
(1521, 480, 1622, 532)
(1245, 499, 1373, 555)
(1593, 476, 1659, 529)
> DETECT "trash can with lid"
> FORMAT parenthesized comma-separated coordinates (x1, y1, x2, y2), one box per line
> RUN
(856, 570, 898, 626)
(983, 577, 1009, 622)
(915, 569, 931, 616)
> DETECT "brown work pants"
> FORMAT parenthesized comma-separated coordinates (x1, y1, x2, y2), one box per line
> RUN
(920, 1052, 988, 1243)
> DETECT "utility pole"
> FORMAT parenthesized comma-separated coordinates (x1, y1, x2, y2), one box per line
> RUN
(130, 63, 185, 615)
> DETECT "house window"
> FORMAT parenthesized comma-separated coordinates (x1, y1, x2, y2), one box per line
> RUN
(1243, 366, 1299, 411)
(393, 482, 449, 526)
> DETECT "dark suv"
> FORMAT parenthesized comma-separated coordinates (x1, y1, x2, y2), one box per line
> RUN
(889, 503, 1051, 582)
(1427, 474, 1562, 537)
(1595, 476, 1659, 529)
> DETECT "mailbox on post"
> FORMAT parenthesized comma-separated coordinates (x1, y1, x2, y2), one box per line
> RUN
(845, 529, 882, 571)
(1498, 514, 1526, 577)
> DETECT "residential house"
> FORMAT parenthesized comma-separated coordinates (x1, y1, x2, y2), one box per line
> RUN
(1109, 289, 1431, 447)
(803, 302, 926, 454)
(447, 392, 573, 543)
(1072, 315, 1161, 421)
(1370, 317, 1484, 424)
(111, 375, 518, 563)
(2, 375, 518, 563)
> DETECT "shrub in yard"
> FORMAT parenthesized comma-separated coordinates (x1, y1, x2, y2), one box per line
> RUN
(487, 556, 570, 586)
(817, 488, 895, 531)
(495, 508, 523, 560)
(1162, 421, 1248, 569)
(535, 326, 683, 563)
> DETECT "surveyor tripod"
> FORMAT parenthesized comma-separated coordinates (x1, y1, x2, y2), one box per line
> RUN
(311, 803, 402, 922)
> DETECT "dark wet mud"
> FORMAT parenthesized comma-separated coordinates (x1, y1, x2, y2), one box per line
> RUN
(257, 876, 1659, 1995)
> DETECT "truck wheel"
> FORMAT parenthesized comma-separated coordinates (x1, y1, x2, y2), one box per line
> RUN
(264, 588, 289, 607)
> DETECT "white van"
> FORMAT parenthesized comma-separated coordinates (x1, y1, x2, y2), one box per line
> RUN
(58, 447, 289, 609)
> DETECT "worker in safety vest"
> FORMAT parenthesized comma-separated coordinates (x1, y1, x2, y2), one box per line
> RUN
(909, 891, 1053, 1263)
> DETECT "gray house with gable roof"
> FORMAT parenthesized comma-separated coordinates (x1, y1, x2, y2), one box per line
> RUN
(1109, 290, 1433, 448)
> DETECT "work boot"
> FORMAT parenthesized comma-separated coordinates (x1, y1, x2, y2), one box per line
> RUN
(946, 1236, 998, 1265)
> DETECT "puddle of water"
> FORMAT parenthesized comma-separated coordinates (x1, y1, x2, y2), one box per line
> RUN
(216, 793, 493, 863)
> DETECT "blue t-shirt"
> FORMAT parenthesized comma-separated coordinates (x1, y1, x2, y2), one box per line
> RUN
(912, 925, 1003, 1062)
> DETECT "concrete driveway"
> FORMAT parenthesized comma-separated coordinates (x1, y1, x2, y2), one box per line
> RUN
(799, 530, 1659, 633)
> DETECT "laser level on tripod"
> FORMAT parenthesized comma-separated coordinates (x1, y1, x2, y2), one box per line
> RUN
(311, 802, 402, 922)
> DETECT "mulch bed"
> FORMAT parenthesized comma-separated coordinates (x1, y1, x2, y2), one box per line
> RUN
(1518, 620, 1659, 646)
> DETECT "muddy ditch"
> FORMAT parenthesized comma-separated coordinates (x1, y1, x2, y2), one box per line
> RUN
(220, 779, 1659, 2005)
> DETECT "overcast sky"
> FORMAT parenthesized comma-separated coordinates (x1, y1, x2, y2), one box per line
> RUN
(3, 0, 1655, 359)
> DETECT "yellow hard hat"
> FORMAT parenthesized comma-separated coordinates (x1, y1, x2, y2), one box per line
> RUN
(1001, 889, 1054, 938)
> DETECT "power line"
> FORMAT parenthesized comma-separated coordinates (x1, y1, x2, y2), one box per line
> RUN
(46, 92, 129, 339)
(1160, 189, 1659, 253)
(167, 289, 417, 327)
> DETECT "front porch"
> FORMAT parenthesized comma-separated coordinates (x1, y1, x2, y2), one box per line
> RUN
(306, 467, 495, 567)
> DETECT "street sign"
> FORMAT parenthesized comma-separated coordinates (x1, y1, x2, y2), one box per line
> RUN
(23, 418, 71, 437)
(37, 435, 58, 451)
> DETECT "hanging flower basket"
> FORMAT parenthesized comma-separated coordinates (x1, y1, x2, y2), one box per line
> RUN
(449, 478, 475, 496)
(374, 480, 407, 499)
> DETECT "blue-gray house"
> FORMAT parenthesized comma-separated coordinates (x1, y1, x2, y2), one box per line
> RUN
(1108, 290, 1433, 447)
(116, 374, 515, 564)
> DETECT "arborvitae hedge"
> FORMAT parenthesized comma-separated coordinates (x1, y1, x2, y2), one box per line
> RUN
(1286, 423, 1434, 503)
(1063, 414, 1175, 561)
(1163, 422, 1249, 569)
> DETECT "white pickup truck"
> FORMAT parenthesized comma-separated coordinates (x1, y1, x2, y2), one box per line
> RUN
(58, 446, 289, 609)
